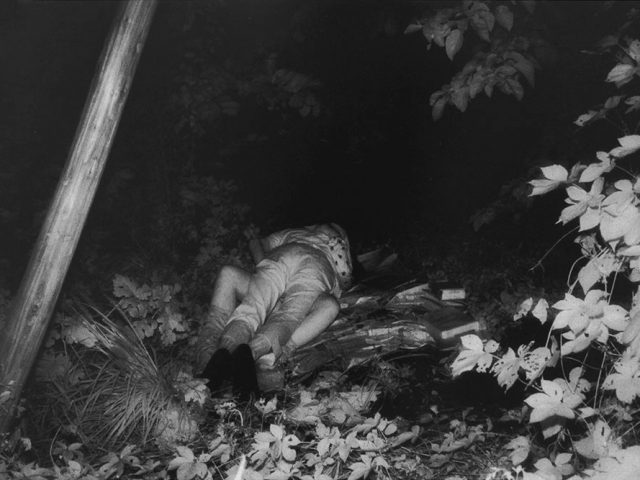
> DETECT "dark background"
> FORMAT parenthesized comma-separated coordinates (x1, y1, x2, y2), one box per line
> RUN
(0, 0, 628, 297)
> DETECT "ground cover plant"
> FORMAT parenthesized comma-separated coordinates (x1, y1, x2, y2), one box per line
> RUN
(0, 281, 541, 480)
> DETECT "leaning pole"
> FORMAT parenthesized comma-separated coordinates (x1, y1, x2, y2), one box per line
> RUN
(0, 0, 157, 436)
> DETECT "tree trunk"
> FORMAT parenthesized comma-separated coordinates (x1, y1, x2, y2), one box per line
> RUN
(0, 0, 157, 436)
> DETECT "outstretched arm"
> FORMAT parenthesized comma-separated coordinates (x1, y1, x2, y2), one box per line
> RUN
(287, 293, 340, 349)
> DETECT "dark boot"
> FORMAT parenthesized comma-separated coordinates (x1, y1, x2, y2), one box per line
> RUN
(231, 344, 259, 399)
(200, 348, 232, 391)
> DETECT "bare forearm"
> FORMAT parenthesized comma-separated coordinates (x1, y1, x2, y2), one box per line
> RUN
(289, 294, 340, 348)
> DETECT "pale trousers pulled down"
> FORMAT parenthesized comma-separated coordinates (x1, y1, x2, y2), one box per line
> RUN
(205, 242, 337, 360)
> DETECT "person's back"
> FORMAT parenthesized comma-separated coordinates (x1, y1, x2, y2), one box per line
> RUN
(259, 223, 353, 294)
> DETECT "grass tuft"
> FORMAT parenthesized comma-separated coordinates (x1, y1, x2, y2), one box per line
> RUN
(30, 302, 196, 454)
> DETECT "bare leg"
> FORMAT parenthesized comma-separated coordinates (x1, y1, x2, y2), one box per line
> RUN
(195, 265, 251, 369)
(210, 265, 251, 312)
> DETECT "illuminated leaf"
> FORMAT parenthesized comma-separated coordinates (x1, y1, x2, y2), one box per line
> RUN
(507, 77, 524, 100)
(451, 86, 469, 112)
(525, 380, 575, 423)
(445, 29, 464, 60)
(484, 339, 500, 353)
(575, 420, 613, 459)
(577, 258, 602, 293)
(169, 446, 213, 480)
(507, 51, 535, 87)
(494, 5, 514, 31)
(610, 135, 640, 158)
(602, 304, 628, 331)
(255, 397, 278, 415)
(470, 9, 494, 42)
(451, 334, 494, 376)
(568, 366, 591, 393)
(529, 178, 560, 196)
(579, 407, 597, 419)
(467, 76, 482, 99)
(575, 110, 598, 127)
(606, 64, 636, 88)
(282, 434, 300, 462)
(600, 203, 640, 243)
(348, 455, 372, 480)
(521, 346, 552, 381)
(625, 96, 640, 113)
(113, 274, 151, 300)
(561, 332, 592, 355)
(552, 291, 605, 334)
(542, 165, 569, 181)
(529, 165, 568, 196)
(558, 178, 604, 229)
(602, 179, 635, 211)
(505, 436, 530, 465)
(491, 348, 521, 389)
(579, 152, 613, 183)
(532, 299, 549, 324)
(588, 445, 640, 479)
(534, 454, 574, 479)
(603, 354, 640, 403)
(628, 39, 640, 62)
(404, 23, 422, 35)
(182, 379, 208, 406)
(432, 96, 448, 121)
(270, 424, 284, 439)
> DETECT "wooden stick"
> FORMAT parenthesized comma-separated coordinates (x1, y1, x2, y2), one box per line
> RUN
(0, 0, 157, 435)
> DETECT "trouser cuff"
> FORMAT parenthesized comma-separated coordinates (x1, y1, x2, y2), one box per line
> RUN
(219, 319, 253, 352)
(249, 334, 273, 359)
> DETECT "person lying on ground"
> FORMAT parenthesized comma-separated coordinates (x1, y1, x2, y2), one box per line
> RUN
(195, 223, 353, 395)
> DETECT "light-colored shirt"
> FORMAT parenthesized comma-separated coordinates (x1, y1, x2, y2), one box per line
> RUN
(262, 223, 353, 292)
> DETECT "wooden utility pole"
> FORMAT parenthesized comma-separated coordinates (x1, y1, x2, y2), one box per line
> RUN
(0, 0, 157, 435)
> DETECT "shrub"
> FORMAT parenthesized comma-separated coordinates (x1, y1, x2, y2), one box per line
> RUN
(450, 28, 640, 480)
